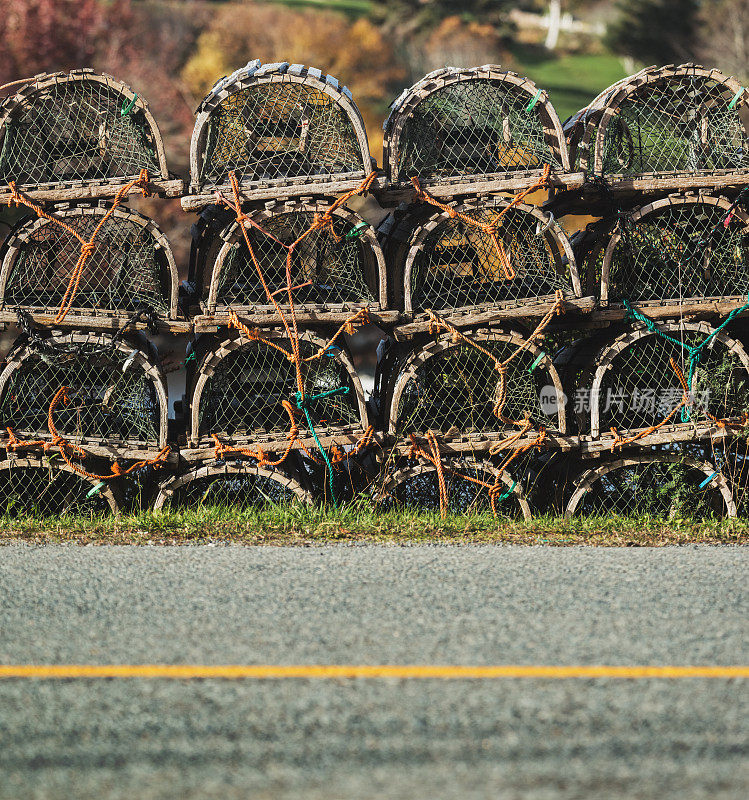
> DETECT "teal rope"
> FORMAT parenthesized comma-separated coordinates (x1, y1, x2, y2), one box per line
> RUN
(294, 386, 350, 508)
(623, 296, 749, 421)
(120, 95, 138, 117)
(728, 88, 745, 111)
(494, 480, 517, 504)
(525, 89, 542, 112)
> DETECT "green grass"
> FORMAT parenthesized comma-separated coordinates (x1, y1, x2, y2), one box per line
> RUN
(509, 51, 628, 123)
(0, 505, 747, 546)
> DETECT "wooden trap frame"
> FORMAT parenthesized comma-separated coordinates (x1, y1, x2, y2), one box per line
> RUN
(189, 61, 372, 201)
(0, 201, 179, 320)
(0, 331, 169, 457)
(565, 451, 736, 518)
(191, 199, 386, 319)
(600, 192, 749, 309)
(186, 328, 369, 451)
(381, 328, 567, 441)
(566, 63, 749, 191)
(375, 455, 532, 519)
(153, 459, 311, 510)
(389, 195, 581, 318)
(383, 66, 574, 194)
(588, 321, 749, 441)
(0, 70, 181, 200)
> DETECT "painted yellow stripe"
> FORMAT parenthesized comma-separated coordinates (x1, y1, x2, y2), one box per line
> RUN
(0, 665, 746, 680)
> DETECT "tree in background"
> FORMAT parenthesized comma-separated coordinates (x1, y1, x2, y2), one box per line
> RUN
(0, 0, 113, 83)
(605, 0, 699, 66)
(372, 0, 512, 36)
(699, 0, 749, 81)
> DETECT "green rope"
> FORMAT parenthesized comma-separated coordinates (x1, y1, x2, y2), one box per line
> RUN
(294, 385, 351, 508)
(120, 95, 138, 117)
(494, 479, 517, 504)
(623, 296, 749, 421)
(525, 89, 542, 113)
(728, 88, 745, 111)
(86, 481, 105, 498)
(344, 222, 369, 240)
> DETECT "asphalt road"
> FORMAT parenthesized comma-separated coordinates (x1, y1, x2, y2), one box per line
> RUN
(0, 545, 746, 800)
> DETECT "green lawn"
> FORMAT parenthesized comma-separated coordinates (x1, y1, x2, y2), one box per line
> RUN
(0, 506, 746, 546)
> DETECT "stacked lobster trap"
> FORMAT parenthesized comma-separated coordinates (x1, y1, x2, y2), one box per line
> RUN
(0, 70, 185, 516)
(161, 60, 389, 511)
(0, 59, 746, 522)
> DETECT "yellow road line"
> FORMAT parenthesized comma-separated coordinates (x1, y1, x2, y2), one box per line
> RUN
(0, 665, 747, 680)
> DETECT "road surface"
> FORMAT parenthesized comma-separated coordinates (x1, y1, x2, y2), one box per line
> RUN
(0, 544, 746, 799)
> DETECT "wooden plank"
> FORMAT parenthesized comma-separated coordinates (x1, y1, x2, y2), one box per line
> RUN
(386, 431, 578, 456)
(604, 172, 749, 193)
(0, 310, 192, 334)
(578, 422, 733, 454)
(392, 297, 597, 339)
(592, 300, 749, 322)
(0, 436, 179, 464)
(0, 177, 185, 203)
(192, 309, 402, 333)
(181, 175, 376, 211)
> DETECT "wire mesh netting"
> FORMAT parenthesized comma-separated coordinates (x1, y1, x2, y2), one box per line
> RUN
(2, 207, 173, 315)
(213, 210, 377, 310)
(379, 460, 524, 517)
(392, 77, 563, 182)
(157, 465, 308, 510)
(567, 455, 732, 518)
(0, 336, 164, 445)
(406, 204, 573, 313)
(607, 200, 749, 303)
(0, 78, 161, 186)
(199, 82, 364, 187)
(596, 73, 749, 177)
(0, 460, 116, 516)
(391, 334, 560, 436)
(594, 326, 749, 434)
(196, 337, 362, 439)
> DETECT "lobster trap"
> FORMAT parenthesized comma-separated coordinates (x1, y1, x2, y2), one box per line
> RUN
(588, 322, 749, 439)
(565, 452, 736, 519)
(153, 460, 311, 511)
(0, 332, 168, 454)
(601, 193, 749, 307)
(188, 329, 368, 449)
(193, 200, 385, 317)
(382, 330, 566, 440)
(0, 202, 179, 319)
(0, 455, 120, 516)
(190, 61, 371, 198)
(0, 70, 172, 195)
(383, 66, 571, 192)
(393, 196, 580, 316)
(567, 64, 749, 189)
(376, 456, 531, 518)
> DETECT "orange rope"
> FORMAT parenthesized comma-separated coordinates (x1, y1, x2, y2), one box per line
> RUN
(6, 385, 171, 480)
(7, 170, 152, 323)
(411, 164, 552, 281)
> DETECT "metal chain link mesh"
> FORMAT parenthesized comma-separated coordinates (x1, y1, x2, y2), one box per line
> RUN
(410, 206, 570, 313)
(610, 203, 749, 302)
(599, 76, 749, 176)
(397, 79, 562, 180)
(0, 462, 113, 516)
(200, 83, 362, 186)
(0, 339, 162, 444)
(0, 81, 159, 185)
(217, 211, 374, 307)
(572, 457, 728, 518)
(198, 338, 360, 438)
(395, 337, 554, 435)
(6, 211, 169, 314)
